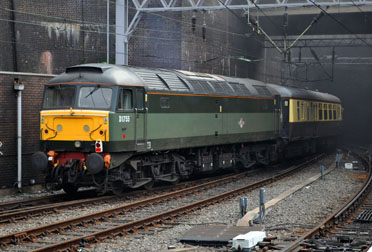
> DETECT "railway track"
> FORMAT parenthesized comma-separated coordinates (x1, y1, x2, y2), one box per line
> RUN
(279, 148, 372, 252)
(0, 170, 261, 224)
(0, 155, 323, 252)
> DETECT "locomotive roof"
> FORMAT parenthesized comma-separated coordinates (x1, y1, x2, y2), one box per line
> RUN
(267, 84, 341, 103)
(49, 64, 339, 102)
(49, 64, 277, 98)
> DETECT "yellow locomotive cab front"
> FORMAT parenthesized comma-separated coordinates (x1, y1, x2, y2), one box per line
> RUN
(40, 109, 109, 142)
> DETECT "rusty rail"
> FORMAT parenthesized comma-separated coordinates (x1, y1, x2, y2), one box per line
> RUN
(3, 155, 324, 252)
(283, 149, 372, 252)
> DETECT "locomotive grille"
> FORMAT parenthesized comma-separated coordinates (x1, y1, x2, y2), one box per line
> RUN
(209, 81, 224, 94)
(253, 85, 272, 96)
(134, 70, 169, 90)
(229, 82, 251, 96)
(157, 72, 190, 92)
(187, 79, 214, 94)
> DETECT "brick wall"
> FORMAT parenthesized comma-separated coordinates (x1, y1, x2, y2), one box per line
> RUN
(1, 0, 259, 77)
(1, 0, 115, 74)
(0, 72, 53, 188)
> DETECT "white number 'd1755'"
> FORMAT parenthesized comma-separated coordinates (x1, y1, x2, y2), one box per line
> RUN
(119, 115, 130, 123)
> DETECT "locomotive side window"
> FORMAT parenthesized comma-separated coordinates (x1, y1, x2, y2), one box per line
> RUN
(117, 89, 133, 110)
(160, 97, 170, 109)
(43, 85, 76, 108)
(79, 86, 113, 109)
(136, 89, 144, 110)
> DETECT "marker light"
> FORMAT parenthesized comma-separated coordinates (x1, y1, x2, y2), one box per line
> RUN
(95, 139, 103, 153)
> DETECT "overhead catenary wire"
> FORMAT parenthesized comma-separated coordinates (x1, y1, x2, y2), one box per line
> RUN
(308, 0, 372, 49)
(0, 16, 258, 58)
(285, 11, 325, 52)
(0, 5, 252, 40)
(0, 3, 265, 65)
(350, 0, 372, 22)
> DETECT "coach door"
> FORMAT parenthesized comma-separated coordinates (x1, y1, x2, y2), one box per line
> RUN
(215, 100, 223, 137)
(134, 88, 147, 151)
(274, 95, 281, 136)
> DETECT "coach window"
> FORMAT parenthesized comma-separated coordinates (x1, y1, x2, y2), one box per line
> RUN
(117, 89, 133, 110)
(306, 103, 310, 121)
(329, 104, 333, 120)
(297, 101, 300, 121)
(319, 103, 323, 120)
(301, 102, 304, 120)
(136, 89, 144, 110)
(333, 105, 336, 120)
(324, 104, 328, 120)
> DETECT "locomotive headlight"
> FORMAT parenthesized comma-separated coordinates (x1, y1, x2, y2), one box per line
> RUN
(57, 124, 63, 132)
(74, 141, 82, 148)
(84, 125, 90, 132)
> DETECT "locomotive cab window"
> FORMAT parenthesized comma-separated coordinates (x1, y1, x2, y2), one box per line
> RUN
(78, 86, 113, 109)
(117, 89, 133, 110)
(136, 89, 144, 110)
(43, 85, 76, 109)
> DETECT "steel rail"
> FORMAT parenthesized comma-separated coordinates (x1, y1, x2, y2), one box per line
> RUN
(0, 169, 256, 245)
(283, 149, 372, 252)
(15, 155, 324, 252)
(0, 189, 98, 213)
(0, 170, 252, 223)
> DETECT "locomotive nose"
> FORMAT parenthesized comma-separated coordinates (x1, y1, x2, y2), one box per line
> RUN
(32, 152, 48, 173)
(85, 153, 104, 174)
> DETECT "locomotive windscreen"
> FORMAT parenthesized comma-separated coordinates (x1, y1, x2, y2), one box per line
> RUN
(78, 86, 112, 109)
(43, 85, 76, 109)
(43, 85, 113, 109)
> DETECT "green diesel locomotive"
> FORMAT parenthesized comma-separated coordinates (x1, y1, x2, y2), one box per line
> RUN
(32, 64, 342, 195)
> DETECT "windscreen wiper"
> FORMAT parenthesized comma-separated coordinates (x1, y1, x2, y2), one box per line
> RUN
(85, 85, 100, 99)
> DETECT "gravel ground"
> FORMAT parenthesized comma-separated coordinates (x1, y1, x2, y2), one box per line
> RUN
(0, 166, 282, 236)
(80, 154, 366, 252)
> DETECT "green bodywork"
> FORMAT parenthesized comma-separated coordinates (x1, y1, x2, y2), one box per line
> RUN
(108, 93, 281, 153)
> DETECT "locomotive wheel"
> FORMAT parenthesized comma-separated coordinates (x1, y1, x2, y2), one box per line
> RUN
(62, 184, 79, 195)
(171, 175, 180, 185)
(144, 180, 155, 190)
(111, 181, 126, 196)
